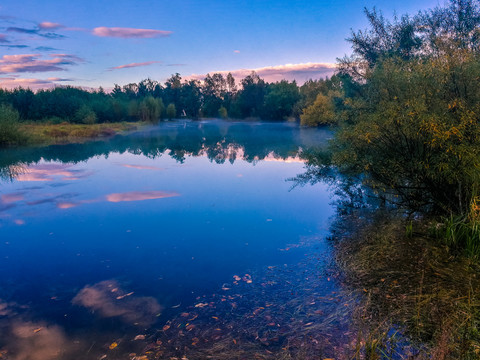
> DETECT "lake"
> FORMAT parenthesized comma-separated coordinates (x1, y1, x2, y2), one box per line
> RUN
(0, 120, 347, 359)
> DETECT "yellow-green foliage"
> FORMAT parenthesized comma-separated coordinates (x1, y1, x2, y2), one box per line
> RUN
(334, 52, 480, 215)
(300, 91, 339, 126)
(218, 106, 228, 119)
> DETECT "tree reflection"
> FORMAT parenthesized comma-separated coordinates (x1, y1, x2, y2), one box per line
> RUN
(0, 120, 331, 180)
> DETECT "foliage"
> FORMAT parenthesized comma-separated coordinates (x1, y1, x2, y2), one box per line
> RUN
(332, 0, 480, 216)
(218, 106, 228, 119)
(139, 96, 164, 122)
(74, 104, 97, 124)
(0, 105, 28, 146)
(263, 80, 301, 120)
(300, 91, 339, 126)
(166, 103, 176, 120)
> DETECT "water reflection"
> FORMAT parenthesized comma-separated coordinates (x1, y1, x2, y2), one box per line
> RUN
(0, 120, 331, 179)
(105, 191, 180, 203)
(72, 280, 162, 326)
(0, 120, 335, 359)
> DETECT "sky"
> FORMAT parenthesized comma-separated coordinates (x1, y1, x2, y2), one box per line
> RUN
(0, 0, 442, 90)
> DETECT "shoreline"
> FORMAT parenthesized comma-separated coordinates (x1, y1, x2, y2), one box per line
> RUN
(18, 121, 143, 146)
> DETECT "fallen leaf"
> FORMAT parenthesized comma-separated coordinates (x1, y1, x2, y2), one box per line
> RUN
(33, 327, 43, 333)
(194, 303, 208, 308)
(109, 342, 118, 350)
(163, 325, 171, 331)
(134, 335, 145, 340)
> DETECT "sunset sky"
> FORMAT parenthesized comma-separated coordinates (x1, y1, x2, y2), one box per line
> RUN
(1, 0, 440, 90)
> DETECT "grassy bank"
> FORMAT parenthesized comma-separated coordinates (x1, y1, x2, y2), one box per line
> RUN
(19, 121, 140, 145)
(332, 212, 480, 359)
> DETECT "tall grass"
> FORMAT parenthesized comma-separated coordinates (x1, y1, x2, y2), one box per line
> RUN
(433, 216, 480, 260)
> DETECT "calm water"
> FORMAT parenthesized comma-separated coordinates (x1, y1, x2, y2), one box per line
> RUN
(0, 120, 341, 359)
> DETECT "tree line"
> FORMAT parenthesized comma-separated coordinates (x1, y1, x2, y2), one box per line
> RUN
(0, 72, 342, 125)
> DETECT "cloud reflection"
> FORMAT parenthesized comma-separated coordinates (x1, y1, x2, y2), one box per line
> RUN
(72, 280, 162, 326)
(1, 192, 24, 204)
(120, 164, 163, 171)
(106, 191, 179, 202)
(9, 321, 71, 360)
(16, 163, 92, 182)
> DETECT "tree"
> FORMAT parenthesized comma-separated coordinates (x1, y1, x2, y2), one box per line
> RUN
(218, 106, 228, 119)
(181, 80, 202, 118)
(236, 72, 266, 118)
(331, 0, 480, 216)
(139, 96, 164, 122)
(263, 80, 300, 120)
(75, 104, 97, 124)
(202, 73, 227, 117)
(166, 103, 176, 120)
(0, 105, 27, 146)
(300, 92, 338, 126)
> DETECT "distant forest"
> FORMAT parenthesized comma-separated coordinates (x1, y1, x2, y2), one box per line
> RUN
(0, 72, 341, 124)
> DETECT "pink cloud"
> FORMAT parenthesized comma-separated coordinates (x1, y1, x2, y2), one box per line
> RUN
(106, 191, 179, 202)
(0, 53, 83, 74)
(0, 34, 9, 43)
(92, 27, 172, 38)
(233, 50, 240, 53)
(109, 61, 161, 70)
(0, 77, 71, 90)
(188, 62, 337, 84)
(38, 22, 64, 30)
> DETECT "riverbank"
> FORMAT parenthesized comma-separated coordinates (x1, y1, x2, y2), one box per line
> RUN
(332, 211, 480, 359)
(19, 121, 141, 145)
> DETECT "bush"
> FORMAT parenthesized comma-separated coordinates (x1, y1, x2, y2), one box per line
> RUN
(333, 53, 480, 215)
(166, 103, 176, 120)
(0, 105, 27, 146)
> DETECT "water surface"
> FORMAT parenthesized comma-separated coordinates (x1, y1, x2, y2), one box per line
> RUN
(0, 120, 340, 359)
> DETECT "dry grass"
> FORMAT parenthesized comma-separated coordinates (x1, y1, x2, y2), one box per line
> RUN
(333, 212, 480, 359)
(19, 122, 140, 145)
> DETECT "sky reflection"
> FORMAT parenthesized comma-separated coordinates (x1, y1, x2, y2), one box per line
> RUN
(105, 191, 180, 203)
(0, 121, 335, 359)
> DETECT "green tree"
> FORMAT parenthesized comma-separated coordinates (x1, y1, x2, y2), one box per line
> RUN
(0, 105, 27, 146)
(263, 80, 300, 120)
(166, 103, 176, 120)
(139, 96, 164, 122)
(74, 104, 97, 124)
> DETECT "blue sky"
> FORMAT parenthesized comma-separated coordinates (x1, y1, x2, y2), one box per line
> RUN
(0, 0, 441, 89)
